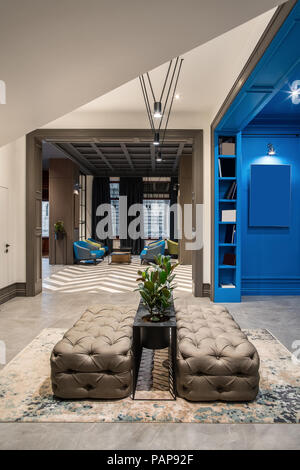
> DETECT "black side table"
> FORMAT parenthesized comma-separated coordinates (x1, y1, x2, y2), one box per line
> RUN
(132, 300, 177, 400)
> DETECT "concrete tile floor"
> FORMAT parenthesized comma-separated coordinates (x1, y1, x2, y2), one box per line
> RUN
(0, 259, 299, 450)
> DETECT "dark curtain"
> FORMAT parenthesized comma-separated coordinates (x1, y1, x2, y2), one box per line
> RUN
(92, 176, 113, 252)
(169, 176, 178, 242)
(119, 177, 144, 254)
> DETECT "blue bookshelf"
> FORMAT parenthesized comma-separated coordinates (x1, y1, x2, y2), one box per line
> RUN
(214, 132, 241, 302)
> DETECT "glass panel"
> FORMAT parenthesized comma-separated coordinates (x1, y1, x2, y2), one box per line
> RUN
(111, 199, 119, 237)
(42, 201, 49, 237)
(143, 199, 170, 239)
(110, 182, 119, 199)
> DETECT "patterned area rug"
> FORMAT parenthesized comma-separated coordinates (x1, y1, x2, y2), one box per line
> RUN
(0, 328, 299, 423)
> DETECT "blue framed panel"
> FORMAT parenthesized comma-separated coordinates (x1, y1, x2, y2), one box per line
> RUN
(249, 164, 291, 227)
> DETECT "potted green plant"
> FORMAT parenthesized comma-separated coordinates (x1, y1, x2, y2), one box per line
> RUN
(54, 220, 65, 240)
(136, 254, 178, 323)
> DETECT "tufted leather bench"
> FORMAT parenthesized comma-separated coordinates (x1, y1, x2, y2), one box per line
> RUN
(50, 305, 136, 399)
(176, 304, 260, 402)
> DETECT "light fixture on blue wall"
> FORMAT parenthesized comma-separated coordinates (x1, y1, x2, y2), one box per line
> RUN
(290, 80, 300, 104)
(267, 143, 276, 156)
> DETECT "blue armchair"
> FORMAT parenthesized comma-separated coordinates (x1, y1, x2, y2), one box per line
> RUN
(140, 240, 165, 264)
(87, 238, 109, 254)
(73, 241, 105, 265)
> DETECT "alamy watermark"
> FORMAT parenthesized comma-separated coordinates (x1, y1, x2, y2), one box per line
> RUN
(0, 340, 6, 365)
(0, 80, 6, 104)
(95, 198, 203, 251)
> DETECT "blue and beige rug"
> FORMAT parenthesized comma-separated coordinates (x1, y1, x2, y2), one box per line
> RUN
(0, 328, 299, 423)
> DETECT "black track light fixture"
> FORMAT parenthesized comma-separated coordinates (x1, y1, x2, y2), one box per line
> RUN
(139, 57, 184, 163)
(154, 101, 162, 118)
(153, 132, 160, 146)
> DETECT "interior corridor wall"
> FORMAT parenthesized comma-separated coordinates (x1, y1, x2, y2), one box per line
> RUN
(0, 137, 26, 286)
(241, 133, 300, 295)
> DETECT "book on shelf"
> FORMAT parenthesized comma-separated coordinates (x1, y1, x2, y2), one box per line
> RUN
(224, 224, 236, 244)
(224, 181, 237, 199)
(218, 140, 236, 156)
(220, 283, 235, 288)
(223, 253, 236, 266)
(221, 209, 236, 222)
(218, 158, 235, 177)
(218, 158, 222, 177)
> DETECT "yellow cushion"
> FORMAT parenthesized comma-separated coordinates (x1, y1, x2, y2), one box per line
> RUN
(84, 239, 103, 249)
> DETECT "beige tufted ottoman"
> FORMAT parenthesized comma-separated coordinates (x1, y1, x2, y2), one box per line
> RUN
(50, 305, 136, 399)
(176, 304, 260, 402)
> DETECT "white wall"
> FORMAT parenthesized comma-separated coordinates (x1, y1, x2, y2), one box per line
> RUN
(0, 137, 26, 285)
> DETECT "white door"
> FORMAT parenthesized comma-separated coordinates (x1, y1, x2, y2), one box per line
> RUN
(0, 186, 9, 289)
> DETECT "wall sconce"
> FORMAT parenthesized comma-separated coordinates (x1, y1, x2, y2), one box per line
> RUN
(267, 143, 276, 156)
(291, 80, 300, 105)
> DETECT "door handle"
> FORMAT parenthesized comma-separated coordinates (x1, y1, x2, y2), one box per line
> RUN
(6, 244, 10, 248)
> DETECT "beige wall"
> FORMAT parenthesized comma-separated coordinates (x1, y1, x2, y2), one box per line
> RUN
(0, 137, 26, 285)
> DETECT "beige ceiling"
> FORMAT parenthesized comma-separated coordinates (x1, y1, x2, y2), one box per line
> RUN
(0, 0, 284, 146)
(45, 8, 276, 129)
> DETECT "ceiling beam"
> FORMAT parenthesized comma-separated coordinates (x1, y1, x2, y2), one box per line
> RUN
(120, 143, 135, 171)
(51, 142, 93, 174)
(61, 143, 98, 174)
(150, 144, 156, 172)
(172, 142, 185, 172)
(90, 142, 114, 171)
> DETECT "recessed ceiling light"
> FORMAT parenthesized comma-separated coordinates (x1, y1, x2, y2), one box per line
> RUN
(175, 93, 180, 100)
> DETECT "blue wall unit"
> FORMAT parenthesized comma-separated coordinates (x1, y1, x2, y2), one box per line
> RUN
(241, 134, 300, 295)
(212, 1, 300, 302)
(249, 164, 291, 227)
(214, 132, 242, 303)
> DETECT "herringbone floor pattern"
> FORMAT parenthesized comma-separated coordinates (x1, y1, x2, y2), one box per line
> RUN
(43, 256, 192, 294)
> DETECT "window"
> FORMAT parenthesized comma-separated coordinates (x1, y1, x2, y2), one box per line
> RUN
(42, 201, 49, 237)
(110, 182, 119, 237)
(143, 199, 170, 239)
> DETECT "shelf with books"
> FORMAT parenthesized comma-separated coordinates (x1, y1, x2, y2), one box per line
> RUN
(219, 243, 237, 247)
(214, 133, 241, 302)
(219, 265, 237, 269)
(219, 199, 237, 203)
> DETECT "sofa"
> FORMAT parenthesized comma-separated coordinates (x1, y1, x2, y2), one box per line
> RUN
(73, 241, 105, 264)
(50, 305, 136, 399)
(140, 239, 165, 264)
(176, 304, 260, 401)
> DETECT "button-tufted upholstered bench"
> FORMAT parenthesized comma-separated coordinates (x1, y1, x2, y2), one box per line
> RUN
(176, 304, 260, 402)
(50, 305, 136, 399)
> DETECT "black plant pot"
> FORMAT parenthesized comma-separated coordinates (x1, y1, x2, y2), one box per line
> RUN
(140, 325, 170, 349)
(55, 231, 65, 241)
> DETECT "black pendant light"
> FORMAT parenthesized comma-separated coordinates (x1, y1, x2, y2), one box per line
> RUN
(139, 57, 184, 154)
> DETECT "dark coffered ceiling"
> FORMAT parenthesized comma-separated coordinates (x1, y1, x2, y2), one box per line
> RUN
(44, 139, 192, 176)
